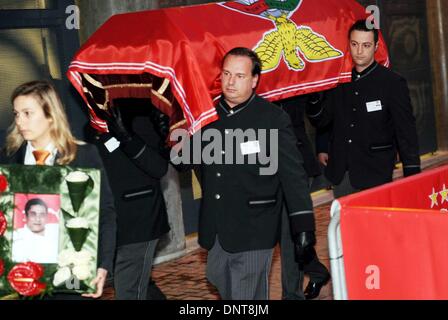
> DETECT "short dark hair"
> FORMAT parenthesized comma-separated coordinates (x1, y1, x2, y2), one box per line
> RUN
(222, 47, 262, 77)
(24, 198, 48, 217)
(349, 19, 379, 44)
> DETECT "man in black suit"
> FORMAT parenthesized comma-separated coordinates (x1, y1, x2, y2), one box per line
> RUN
(172, 47, 316, 300)
(277, 96, 330, 300)
(307, 19, 421, 197)
(89, 98, 170, 300)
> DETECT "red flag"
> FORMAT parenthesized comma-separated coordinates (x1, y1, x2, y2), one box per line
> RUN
(67, 0, 389, 134)
(338, 165, 448, 299)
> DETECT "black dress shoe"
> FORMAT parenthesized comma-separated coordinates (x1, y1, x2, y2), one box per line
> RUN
(304, 276, 330, 300)
(147, 279, 167, 300)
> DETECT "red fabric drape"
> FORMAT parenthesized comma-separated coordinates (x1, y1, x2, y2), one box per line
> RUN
(339, 165, 448, 299)
(67, 0, 389, 133)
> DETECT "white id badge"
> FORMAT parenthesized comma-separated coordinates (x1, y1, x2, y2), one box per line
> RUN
(240, 140, 260, 155)
(366, 100, 382, 112)
(104, 137, 121, 153)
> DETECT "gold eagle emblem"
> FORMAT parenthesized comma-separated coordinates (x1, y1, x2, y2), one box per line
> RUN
(255, 14, 343, 72)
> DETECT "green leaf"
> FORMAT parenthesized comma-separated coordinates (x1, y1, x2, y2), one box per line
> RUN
(85, 176, 94, 199)
(6, 165, 62, 194)
(61, 208, 75, 221)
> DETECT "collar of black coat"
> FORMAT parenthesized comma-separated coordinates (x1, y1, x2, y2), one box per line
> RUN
(352, 61, 378, 82)
(1, 143, 27, 164)
(1, 142, 64, 165)
(218, 93, 256, 117)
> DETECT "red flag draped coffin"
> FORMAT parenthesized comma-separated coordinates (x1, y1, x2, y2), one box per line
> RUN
(67, 0, 389, 134)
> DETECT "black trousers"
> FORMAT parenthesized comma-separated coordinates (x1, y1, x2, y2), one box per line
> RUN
(114, 240, 158, 300)
(332, 171, 361, 198)
(280, 206, 329, 300)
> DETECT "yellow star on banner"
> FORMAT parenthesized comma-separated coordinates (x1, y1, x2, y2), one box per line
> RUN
(429, 187, 439, 208)
(440, 184, 448, 204)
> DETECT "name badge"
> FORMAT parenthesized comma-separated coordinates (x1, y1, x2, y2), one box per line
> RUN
(366, 100, 382, 112)
(240, 140, 260, 155)
(104, 137, 121, 153)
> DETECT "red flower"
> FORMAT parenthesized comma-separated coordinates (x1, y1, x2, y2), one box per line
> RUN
(0, 175, 7, 193)
(7, 262, 46, 297)
(0, 259, 4, 277)
(0, 211, 6, 237)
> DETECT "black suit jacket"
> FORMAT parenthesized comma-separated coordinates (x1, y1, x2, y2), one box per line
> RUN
(307, 62, 421, 189)
(0, 143, 117, 273)
(91, 105, 170, 247)
(175, 95, 315, 253)
(276, 95, 321, 178)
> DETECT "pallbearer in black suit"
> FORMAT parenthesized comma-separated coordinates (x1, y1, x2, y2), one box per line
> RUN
(173, 48, 316, 300)
(277, 96, 330, 300)
(0, 81, 117, 299)
(307, 20, 421, 198)
(87, 97, 170, 300)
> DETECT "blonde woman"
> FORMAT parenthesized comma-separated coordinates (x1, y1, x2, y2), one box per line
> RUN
(0, 80, 116, 299)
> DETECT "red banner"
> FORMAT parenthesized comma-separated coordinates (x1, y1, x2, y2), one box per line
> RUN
(339, 165, 448, 299)
(67, 0, 389, 133)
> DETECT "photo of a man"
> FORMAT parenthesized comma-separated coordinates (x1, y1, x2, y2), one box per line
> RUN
(12, 196, 60, 264)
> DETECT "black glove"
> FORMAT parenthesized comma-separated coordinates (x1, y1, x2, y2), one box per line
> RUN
(294, 231, 316, 269)
(306, 92, 323, 105)
(109, 105, 132, 142)
(305, 92, 324, 119)
(150, 107, 170, 141)
(86, 92, 131, 142)
(149, 107, 171, 159)
(101, 106, 132, 143)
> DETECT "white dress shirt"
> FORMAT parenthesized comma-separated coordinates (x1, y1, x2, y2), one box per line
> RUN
(12, 224, 60, 264)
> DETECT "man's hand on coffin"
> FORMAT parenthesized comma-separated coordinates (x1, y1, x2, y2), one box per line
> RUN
(105, 105, 132, 142)
(86, 93, 131, 143)
(150, 108, 170, 141)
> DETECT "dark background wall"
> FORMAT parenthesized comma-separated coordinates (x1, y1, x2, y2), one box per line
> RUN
(0, 0, 87, 144)
(357, 0, 438, 154)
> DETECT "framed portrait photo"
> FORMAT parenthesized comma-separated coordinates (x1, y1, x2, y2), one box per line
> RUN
(12, 194, 61, 264)
(0, 165, 101, 298)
